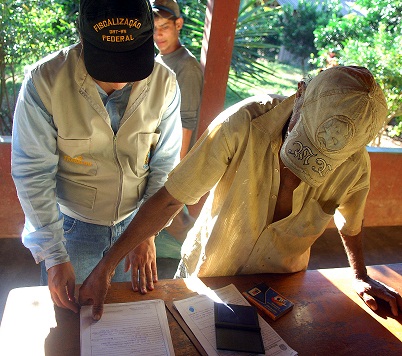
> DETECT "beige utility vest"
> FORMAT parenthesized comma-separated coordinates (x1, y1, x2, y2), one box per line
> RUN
(32, 44, 177, 225)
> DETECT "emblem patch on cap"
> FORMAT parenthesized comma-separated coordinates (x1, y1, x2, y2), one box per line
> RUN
(287, 141, 333, 177)
(316, 115, 354, 152)
(92, 18, 142, 44)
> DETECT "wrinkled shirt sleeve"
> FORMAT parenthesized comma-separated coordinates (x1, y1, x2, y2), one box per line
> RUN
(142, 83, 182, 202)
(11, 74, 68, 270)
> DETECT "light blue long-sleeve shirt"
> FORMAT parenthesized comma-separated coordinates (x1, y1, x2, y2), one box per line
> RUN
(12, 71, 182, 269)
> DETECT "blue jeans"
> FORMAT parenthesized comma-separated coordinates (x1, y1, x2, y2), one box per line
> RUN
(40, 213, 135, 285)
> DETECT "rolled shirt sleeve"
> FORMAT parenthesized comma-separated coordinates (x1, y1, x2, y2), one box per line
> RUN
(177, 60, 203, 132)
(12, 75, 68, 270)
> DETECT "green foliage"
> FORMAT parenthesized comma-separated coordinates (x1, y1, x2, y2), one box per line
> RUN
(179, 0, 282, 99)
(314, 0, 402, 132)
(2, 0, 279, 135)
(225, 62, 302, 108)
(2, 0, 401, 141)
(388, 118, 402, 138)
(279, 0, 341, 73)
(231, 1, 281, 79)
(341, 24, 402, 121)
(0, 0, 78, 135)
(178, 0, 206, 59)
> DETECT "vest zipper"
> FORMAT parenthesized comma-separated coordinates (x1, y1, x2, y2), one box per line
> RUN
(113, 135, 124, 223)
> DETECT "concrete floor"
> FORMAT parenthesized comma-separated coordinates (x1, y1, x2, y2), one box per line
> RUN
(1, 226, 402, 323)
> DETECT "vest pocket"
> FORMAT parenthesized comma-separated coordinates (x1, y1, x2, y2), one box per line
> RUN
(56, 176, 97, 210)
(57, 137, 97, 176)
(135, 132, 161, 177)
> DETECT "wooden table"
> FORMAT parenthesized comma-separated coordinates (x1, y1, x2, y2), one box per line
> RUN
(1, 264, 402, 355)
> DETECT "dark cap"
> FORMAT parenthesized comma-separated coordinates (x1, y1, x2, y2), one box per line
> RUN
(152, 0, 181, 18)
(79, 0, 155, 82)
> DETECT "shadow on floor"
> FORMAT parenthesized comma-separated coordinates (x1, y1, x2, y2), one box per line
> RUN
(1, 226, 401, 322)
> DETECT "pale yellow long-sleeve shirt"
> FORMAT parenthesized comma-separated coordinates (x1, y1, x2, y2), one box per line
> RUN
(165, 94, 370, 277)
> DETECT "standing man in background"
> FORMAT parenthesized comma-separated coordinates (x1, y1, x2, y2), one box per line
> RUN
(11, 0, 181, 313)
(152, 0, 204, 274)
(152, 0, 203, 158)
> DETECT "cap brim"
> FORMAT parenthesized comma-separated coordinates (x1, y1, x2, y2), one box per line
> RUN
(83, 36, 155, 82)
(152, 6, 179, 18)
(280, 116, 344, 188)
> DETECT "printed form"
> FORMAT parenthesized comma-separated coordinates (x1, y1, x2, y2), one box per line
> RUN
(173, 284, 298, 356)
(80, 299, 174, 356)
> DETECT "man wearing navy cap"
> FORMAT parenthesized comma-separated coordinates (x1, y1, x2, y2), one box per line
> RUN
(12, 0, 182, 313)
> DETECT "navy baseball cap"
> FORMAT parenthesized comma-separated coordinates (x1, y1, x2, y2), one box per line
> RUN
(79, 0, 155, 82)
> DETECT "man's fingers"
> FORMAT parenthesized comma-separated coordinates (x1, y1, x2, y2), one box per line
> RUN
(397, 295, 402, 312)
(383, 286, 402, 316)
(390, 301, 399, 317)
(152, 260, 158, 283)
(66, 279, 76, 303)
(379, 292, 399, 317)
(47, 262, 79, 312)
(360, 292, 378, 311)
(78, 284, 94, 306)
(145, 264, 155, 291)
(78, 295, 93, 306)
(131, 266, 139, 292)
(59, 289, 80, 313)
(356, 278, 400, 317)
(50, 291, 63, 309)
(124, 255, 130, 273)
(78, 292, 104, 320)
(78, 286, 106, 320)
(92, 303, 104, 321)
(52, 288, 79, 313)
(139, 266, 148, 294)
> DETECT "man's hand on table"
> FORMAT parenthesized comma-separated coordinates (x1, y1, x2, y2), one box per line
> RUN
(78, 236, 158, 321)
(124, 236, 158, 294)
(354, 276, 402, 316)
(47, 262, 79, 313)
(79, 267, 113, 320)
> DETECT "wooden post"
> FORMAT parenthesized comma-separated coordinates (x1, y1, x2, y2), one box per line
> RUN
(188, 0, 240, 219)
(197, 0, 240, 138)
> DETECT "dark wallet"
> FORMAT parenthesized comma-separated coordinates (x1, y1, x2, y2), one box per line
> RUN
(214, 302, 265, 354)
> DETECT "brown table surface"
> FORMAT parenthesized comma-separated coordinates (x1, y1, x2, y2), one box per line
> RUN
(1, 263, 402, 356)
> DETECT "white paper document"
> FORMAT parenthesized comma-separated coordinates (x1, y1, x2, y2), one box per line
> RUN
(80, 299, 175, 356)
(173, 283, 298, 356)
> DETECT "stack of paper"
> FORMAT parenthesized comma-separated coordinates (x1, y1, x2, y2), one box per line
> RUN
(80, 299, 174, 356)
(172, 283, 298, 356)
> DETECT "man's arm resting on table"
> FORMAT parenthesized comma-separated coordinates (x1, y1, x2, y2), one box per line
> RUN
(340, 230, 402, 316)
(78, 186, 184, 320)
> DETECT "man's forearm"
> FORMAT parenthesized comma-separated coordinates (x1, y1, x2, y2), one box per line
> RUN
(180, 128, 193, 159)
(339, 230, 368, 279)
(96, 186, 184, 275)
